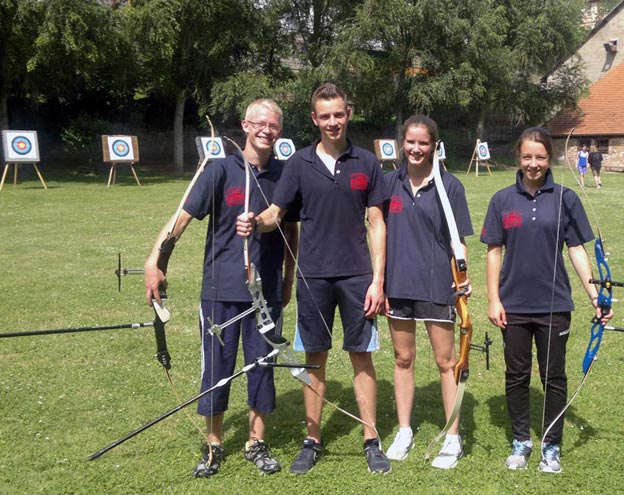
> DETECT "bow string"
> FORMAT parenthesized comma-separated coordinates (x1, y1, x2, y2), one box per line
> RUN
(541, 129, 623, 445)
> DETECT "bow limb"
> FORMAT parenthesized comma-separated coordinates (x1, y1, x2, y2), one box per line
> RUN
(146, 116, 217, 368)
(425, 144, 472, 460)
(541, 128, 622, 447)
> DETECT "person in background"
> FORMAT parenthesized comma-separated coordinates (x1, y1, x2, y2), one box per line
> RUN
(588, 145, 603, 189)
(576, 143, 589, 187)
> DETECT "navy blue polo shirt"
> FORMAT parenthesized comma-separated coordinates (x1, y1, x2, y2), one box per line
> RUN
(480, 169, 594, 313)
(184, 153, 295, 303)
(384, 166, 473, 305)
(272, 140, 388, 278)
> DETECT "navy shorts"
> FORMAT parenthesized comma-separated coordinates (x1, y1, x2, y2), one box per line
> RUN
(197, 300, 281, 416)
(387, 298, 456, 323)
(293, 274, 379, 353)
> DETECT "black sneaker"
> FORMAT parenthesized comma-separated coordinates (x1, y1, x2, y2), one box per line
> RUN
(244, 439, 281, 474)
(194, 443, 224, 477)
(289, 438, 324, 475)
(363, 438, 391, 474)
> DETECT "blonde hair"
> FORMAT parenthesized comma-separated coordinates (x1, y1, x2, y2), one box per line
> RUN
(245, 98, 283, 126)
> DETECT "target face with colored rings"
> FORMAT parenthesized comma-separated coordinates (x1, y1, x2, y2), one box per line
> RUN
(2, 130, 40, 161)
(112, 139, 130, 157)
(477, 143, 490, 159)
(382, 142, 395, 157)
(279, 142, 294, 157)
(11, 136, 32, 155)
(207, 140, 222, 156)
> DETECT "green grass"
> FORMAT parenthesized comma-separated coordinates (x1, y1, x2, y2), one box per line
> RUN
(1, 163, 624, 494)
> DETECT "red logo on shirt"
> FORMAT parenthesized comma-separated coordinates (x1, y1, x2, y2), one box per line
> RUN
(225, 187, 245, 206)
(502, 210, 523, 229)
(389, 196, 404, 214)
(350, 173, 369, 191)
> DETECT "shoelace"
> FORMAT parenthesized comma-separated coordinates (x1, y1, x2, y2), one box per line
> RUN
(543, 446, 559, 462)
(511, 441, 530, 456)
(250, 443, 274, 463)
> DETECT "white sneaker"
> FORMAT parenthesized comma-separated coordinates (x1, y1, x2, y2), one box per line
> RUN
(538, 444, 562, 474)
(386, 429, 414, 461)
(506, 439, 532, 470)
(431, 435, 463, 469)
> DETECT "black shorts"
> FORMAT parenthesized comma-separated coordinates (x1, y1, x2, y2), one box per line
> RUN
(294, 274, 379, 353)
(387, 298, 456, 323)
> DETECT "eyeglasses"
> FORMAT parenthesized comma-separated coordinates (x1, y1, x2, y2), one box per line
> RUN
(246, 120, 281, 133)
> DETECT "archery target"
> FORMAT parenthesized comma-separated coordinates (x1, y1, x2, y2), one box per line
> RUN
(438, 141, 447, 160)
(196, 137, 226, 161)
(106, 136, 135, 162)
(274, 139, 296, 160)
(374, 139, 398, 161)
(477, 141, 491, 160)
(2, 130, 40, 162)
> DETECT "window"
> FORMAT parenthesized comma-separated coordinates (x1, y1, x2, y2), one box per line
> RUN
(597, 138, 609, 153)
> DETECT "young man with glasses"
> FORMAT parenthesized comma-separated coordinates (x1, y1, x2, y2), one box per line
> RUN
(145, 99, 298, 477)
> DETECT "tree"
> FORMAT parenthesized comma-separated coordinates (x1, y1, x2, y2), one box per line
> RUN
(0, 0, 41, 129)
(124, 0, 255, 174)
(325, 0, 588, 141)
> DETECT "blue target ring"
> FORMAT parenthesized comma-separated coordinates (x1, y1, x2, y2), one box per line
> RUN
(11, 136, 32, 155)
(206, 140, 222, 156)
(112, 139, 130, 157)
(382, 143, 394, 157)
(279, 142, 293, 157)
(478, 144, 489, 159)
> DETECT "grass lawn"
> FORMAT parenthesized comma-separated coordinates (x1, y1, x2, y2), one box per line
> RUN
(1, 162, 623, 494)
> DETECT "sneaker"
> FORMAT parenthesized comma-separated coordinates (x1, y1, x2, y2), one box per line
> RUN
(244, 439, 281, 474)
(506, 439, 532, 470)
(363, 438, 391, 474)
(598, 184, 602, 189)
(289, 438, 324, 475)
(539, 443, 562, 474)
(386, 428, 414, 461)
(194, 443, 224, 477)
(431, 435, 463, 469)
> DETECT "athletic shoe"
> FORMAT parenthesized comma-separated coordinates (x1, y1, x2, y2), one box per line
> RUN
(431, 435, 463, 469)
(244, 439, 281, 474)
(539, 443, 562, 474)
(194, 443, 224, 477)
(386, 428, 414, 461)
(506, 439, 532, 470)
(363, 438, 391, 474)
(289, 438, 324, 475)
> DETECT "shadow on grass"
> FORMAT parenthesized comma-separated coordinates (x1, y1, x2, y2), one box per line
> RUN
(9, 163, 197, 187)
(485, 385, 597, 451)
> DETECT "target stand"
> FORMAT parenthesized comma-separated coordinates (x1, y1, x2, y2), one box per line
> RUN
(374, 139, 399, 170)
(1, 130, 47, 191)
(102, 135, 141, 187)
(466, 139, 493, 176)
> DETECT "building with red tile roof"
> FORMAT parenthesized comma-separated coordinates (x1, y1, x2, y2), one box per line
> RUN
(545, 1, 624, 170)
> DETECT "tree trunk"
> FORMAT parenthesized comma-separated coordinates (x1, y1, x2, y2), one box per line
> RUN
(173, 90, 186, 175)
(476, 107, 487, 141)
(0, 92, 8, 131)
(394, 66, 406, 148)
